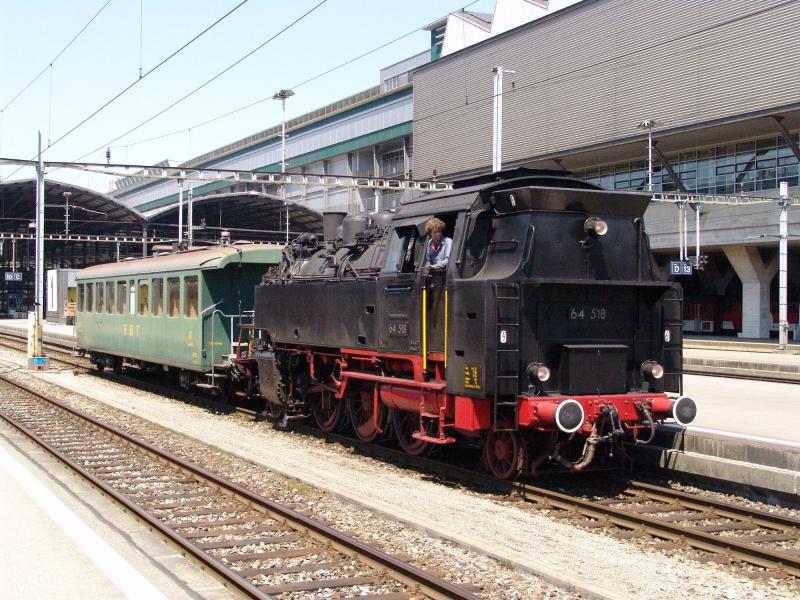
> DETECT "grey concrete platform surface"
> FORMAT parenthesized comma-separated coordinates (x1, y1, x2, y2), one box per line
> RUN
(0, 420, 237, 600)
(636, 374, 800, 496)
(0, 318, 76, 349)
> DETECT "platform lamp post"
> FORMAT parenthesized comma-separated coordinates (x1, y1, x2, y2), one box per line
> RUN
(636, 119, 657, 192)
(63, 191, 72, 237)
(492, 67, 515, 173)
(30, 130, 47, 370)
(273, 89, 294, 244)
(778, 181, 790, 352)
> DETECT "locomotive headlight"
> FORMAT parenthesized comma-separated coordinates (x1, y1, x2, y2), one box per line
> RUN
(584, 217, 609, 237)
(641, 360, 664, 380)
(526, 362, 551, 383)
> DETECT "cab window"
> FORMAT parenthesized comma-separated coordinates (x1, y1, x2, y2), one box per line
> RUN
(461, 210, 492, 278)
(106, 282, 115, 314)
(168, 277, 180, 317)
(117, 281, 127, 314)
(383, 226, 418, 274)
(96, 282, 104, 313)
(77, 284, 84, 312)
(152, 278, 164, 316)
(184, 276, 198, 318)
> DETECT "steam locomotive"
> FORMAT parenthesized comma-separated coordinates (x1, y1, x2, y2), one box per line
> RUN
(249, 170, 697, 479)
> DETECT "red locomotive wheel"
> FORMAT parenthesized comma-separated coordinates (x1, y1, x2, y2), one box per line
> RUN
(391, 409, 431, 456)
(310, 389, 343, 433)
(483, 430, 526, 480)
(348, 388, 385, 442)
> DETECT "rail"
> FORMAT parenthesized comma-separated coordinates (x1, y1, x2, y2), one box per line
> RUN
(0, 375, 477, 599)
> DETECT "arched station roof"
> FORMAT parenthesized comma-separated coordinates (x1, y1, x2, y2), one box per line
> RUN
(0, 179, 145, 236)
(0, 182, 323, 242)
(144, 191, 322, 242)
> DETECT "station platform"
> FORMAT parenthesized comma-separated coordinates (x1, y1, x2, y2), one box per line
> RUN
(0, 318, 75, 348)
(684, 336, 800, 382)
(0, 419, 236, 599)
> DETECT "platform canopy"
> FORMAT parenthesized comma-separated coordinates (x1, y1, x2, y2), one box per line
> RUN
(143, 190, 322, 243)
(0, 178, 145, 236)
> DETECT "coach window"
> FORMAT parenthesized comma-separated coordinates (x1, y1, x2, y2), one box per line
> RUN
(129, 280, 136, 315)
(106, 282, 115, 314)
(117, 281, 127, 313)
(168, 277, 180, 317)
(86, 282, 93, 312)
(152, 278, 164, 316)
(184, 276, 198, 318)
(77, 284, 84, 312)
(138, 279, 149, 315)
(96, 282, 104, 313)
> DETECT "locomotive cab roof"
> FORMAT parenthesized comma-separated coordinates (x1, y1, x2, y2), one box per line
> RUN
(395, 173, 652, 221)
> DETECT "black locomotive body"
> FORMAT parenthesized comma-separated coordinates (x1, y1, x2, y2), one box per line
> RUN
(253, 173, 696, 478)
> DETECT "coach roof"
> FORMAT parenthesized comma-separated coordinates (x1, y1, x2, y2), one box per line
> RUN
(76, 244, 283, 279)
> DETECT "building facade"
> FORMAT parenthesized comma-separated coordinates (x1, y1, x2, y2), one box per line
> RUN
(112, 0, 800, 339)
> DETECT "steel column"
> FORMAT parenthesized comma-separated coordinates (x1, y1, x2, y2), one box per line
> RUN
(177, 175, 184, 245)
(778, 181, 790, 351)
(32, 131, 45, 360)
(771, 116, 800, 162)
(652, 142, 688, 193)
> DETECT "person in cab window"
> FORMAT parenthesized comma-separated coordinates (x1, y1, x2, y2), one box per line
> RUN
(425, 218, 452, 271)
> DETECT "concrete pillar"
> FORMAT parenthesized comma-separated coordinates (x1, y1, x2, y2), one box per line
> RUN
(723, 246, 778, 339)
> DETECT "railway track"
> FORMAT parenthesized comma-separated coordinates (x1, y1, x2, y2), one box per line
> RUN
(0, 374, 477, 599)
(297, 426, 800, 581)
(3, 330, 800, 583)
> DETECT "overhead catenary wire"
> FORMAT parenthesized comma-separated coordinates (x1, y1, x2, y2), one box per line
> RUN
(110, 0, 482, 153)
(1, 0, 251, 182)
(0, 0, 114, 114)
(71, 0, 330, 165)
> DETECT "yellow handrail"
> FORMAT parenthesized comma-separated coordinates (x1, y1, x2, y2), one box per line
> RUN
(422, 287, 427, 370)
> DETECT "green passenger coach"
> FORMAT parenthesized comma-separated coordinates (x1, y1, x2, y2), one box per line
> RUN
(75, 243, 282, 390)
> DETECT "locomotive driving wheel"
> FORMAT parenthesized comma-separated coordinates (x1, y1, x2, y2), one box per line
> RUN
(347, 386, 386, 442)
(310, 389, 343, 433)
(391, 409, 431, 456)
(483, 429, 526, 480)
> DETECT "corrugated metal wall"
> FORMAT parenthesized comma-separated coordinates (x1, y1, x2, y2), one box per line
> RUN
(412, 0, 800, 179)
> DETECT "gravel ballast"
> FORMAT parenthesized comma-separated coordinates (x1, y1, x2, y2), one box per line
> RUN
(1, 350, 796, 599)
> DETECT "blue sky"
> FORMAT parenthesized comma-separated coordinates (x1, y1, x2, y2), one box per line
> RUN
(0, 0, 494, 190)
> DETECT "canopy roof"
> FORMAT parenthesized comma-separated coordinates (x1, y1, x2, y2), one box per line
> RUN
(145, 191, 322, 242)
(0, 179, 145, 235)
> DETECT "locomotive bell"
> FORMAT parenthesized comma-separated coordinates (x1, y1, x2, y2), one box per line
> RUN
(584, 217, 609, 237)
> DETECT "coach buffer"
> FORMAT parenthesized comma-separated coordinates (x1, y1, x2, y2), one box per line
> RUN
(253, 171, 697, 479)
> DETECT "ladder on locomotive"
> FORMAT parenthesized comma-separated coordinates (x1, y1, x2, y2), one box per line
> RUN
(493, 282, 520, 432)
